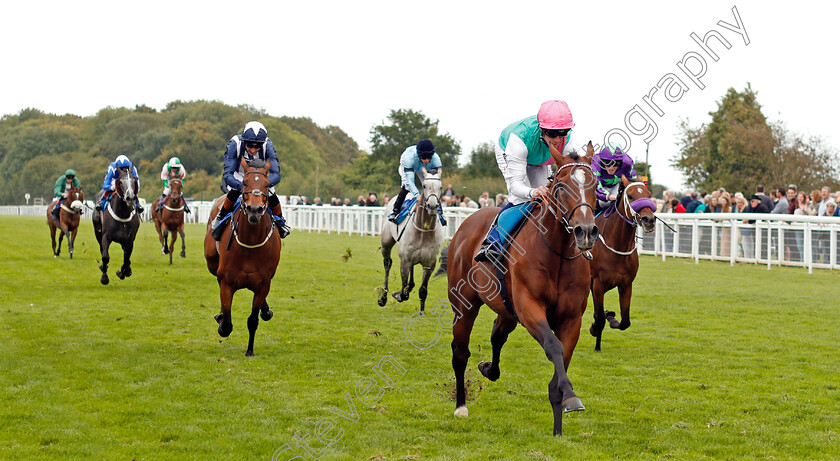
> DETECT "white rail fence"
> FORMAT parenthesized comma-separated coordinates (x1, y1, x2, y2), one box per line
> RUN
(5, 204, 840, 272)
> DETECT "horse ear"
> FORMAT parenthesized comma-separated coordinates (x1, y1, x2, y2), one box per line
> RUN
(240, 156, 249, 171)
(549, 143, 568, 166)
(622, 175, 631, 187)
(586, 141, 594, 157)
(262, 158, 272, 174)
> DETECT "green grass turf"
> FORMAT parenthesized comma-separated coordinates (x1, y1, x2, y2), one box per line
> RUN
(0, 216, 838, 460)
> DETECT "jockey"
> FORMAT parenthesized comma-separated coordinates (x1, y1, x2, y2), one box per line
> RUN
(156, 156, 190, 214)
(96, 154, 143, 213)
(475, 100, 579, 263)
(51, 169, 82, 221)
(387, 139, 444, 223)
(592, 145, 638, 213)
(210, 121, 290, 240)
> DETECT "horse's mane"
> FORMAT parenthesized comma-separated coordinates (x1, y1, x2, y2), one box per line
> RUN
(247, 158, 267, 169)
(568, 149, 580, 161)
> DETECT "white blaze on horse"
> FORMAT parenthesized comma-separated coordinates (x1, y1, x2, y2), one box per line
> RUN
(378, 169, 444, 312)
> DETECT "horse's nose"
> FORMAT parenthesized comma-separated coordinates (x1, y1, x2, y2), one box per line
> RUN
(574, 223, 599, 250)
(641, 215, 655, 231)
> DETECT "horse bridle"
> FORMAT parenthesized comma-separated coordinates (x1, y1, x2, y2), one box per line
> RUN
(242, 170, 269, 198)
(615, 181, 655, 227)
(547, 162, 596, 232)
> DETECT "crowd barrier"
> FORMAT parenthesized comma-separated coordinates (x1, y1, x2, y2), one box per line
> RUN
(4, 204, 839, 272)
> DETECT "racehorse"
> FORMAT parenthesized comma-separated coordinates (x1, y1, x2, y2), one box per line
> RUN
(447, 145, 599, 436)
(93, 169, 140, 285)
(203, 158, 282, 356)
(152, 178, 186, 265)
(378, 169, 444, 312)
(47, 185, 84, 259)
(588, 176, 656, 351)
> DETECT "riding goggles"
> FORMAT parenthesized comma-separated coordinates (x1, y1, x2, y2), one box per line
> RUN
(541, 128, 570, 139)
(245, 141, 264, 149)
(599, 158, 622, 169)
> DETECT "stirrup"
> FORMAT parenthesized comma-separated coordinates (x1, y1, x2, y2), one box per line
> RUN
(136, 204, 145, 213)
(388, 213, 398, 223)
(184, 205, 191, 214)
(211, 212, 228, 241)
(474, 242, 501, 263)
(273, 215, 291, 238)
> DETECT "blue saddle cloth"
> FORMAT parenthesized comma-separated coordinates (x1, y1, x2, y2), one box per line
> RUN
(394, 197, 417, 225)
(217, 197, 284, 226)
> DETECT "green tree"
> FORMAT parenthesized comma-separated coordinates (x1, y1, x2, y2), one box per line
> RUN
(461, 142, 498, 178)
(672, 84, 838, 193)
(341, 109, 461, 194)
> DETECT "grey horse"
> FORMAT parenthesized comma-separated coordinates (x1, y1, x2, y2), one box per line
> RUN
(378, 169, 444, 311)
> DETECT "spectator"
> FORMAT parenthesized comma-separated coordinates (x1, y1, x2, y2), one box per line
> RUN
(461, 197, 479, 209)
(357, 195, 366, 206)
(818, 186, 834, 216)
(343, 198, 352, 206)
(478, 191, 493, 208)
(718, 192, 733, 256)
(786, 185, 798, 214)
(734, 195, 747, 213)
(300, 196, 310, 205)
(366, 192, 380, 207)
(443, 184, 456, 198)
(680, 190, 693, 210)
(741, 194, 771, 258)
(771, 187, 789, 214)
(707, 195, 721, 213)
(823, 201, 839, 217)
(754, 184, 774, 211)
(382, 193, 390, 206)
(671, 198, 686, 213)
(684, 191, 702, 212)
(495, 194, 507, 207)
(313, 197, 323, 206)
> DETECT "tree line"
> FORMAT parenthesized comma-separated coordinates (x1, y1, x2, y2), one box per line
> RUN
(1, 88, 832, 206)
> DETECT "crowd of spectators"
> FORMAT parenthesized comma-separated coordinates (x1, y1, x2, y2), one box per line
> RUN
(657, 184, 840, 217)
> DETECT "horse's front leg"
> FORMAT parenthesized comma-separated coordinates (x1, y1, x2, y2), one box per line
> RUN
(478, 314, 517, 381)
(246, 285, 272, 356)
(179, 227, 186, 259)
(215, 281, 235, 337)
(69, 226, 78, 259)
(161, 229, 170, 255)
(167, 229, 174, 266)
(393, 259, 412, 302)
(417, 265, 434, 312)
(589, 279, 608, 352)
(518, 304, 584, 436)
(57, 224, 66, 257)
(609, 283, 632, 330)
(99, 235, 112, 285)
(117, 240, 134, 279)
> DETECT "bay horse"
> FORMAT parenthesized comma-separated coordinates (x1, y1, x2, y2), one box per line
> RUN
(203, 158, 281, 356)
(47, 185, 84, 258)
(588, 176, 656, 351)
(93, 169, 140, 285)
(447, 146, 599, 436)
(378, 169, 444, 312)
(152, 178, 186, 265)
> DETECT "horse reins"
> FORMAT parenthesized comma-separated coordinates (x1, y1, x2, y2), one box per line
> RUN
(232, 170, 275, 249)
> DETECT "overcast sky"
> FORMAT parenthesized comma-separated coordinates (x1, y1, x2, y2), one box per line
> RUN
(2, 0, 836, 191)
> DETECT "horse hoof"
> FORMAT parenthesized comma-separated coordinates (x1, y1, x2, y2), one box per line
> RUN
(605, 310, 616, 318)
(54, 254, 58, 258)
(180, 251, 186, 258)
(218, 324, 232, 337)
(161, 248, 167, 255)
(116, 270, 125, 280)
(214, 313, 224, 324)
(101, 275, 109, 285)
(245, 350, 254, 357)
(260, 309, 273, 321)
(562, 396, 585, 413)
(377, 294, 387, 307)
(478, 361, 500, 381)
(454, 406, 469, 417)
(589, 324, 598, 337)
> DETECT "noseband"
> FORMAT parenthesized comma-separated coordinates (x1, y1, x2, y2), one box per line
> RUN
(616, 181, 656, 227)
(242, 171, 269, 198)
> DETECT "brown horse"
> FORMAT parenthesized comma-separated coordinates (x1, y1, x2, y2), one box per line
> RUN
(447, 146, 599, 436)
(204, 158, 282, 356)
(588, 177, 656, 351)
(152, 178, 186, 265)
(47, 185, 85, 259)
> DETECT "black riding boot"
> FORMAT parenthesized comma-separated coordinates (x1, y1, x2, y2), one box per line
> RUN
(51, 203, 61, 221)
(389, 187, 410, 222)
